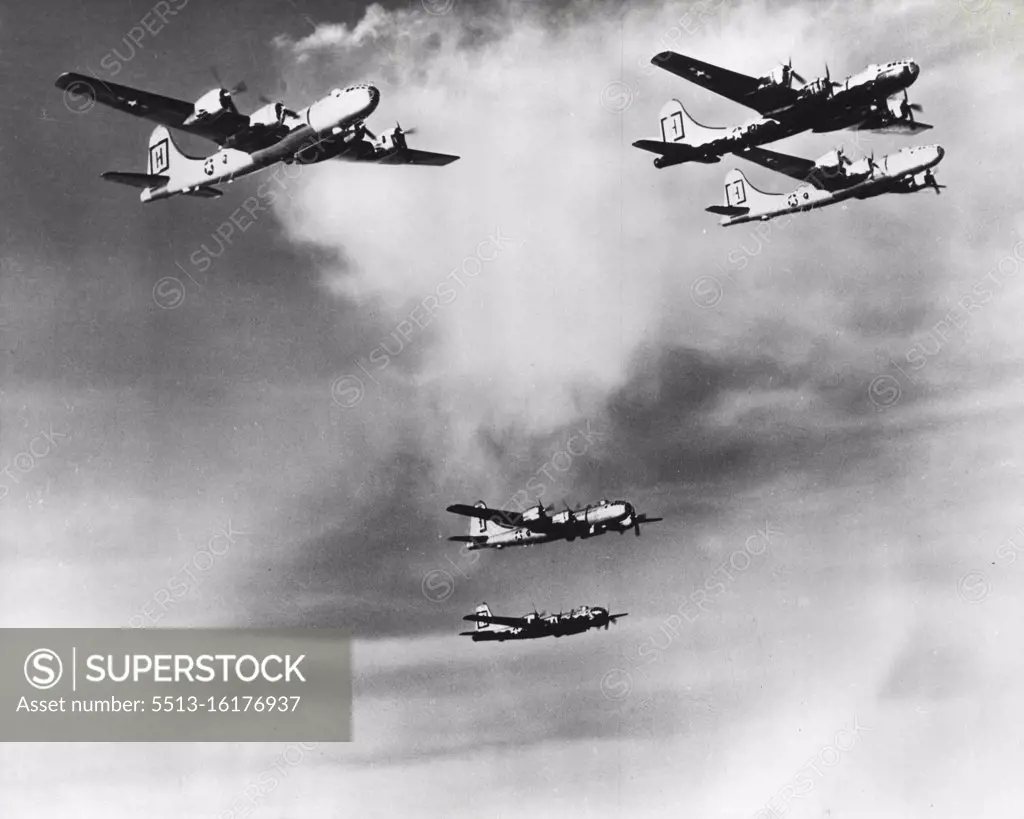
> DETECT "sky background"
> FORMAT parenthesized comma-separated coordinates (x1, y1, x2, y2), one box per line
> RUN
(2, 0, 1023, 816)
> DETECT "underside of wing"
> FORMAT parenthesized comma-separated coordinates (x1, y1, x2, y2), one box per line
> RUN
(376, 148, 460, 166)
(336, 144, 461, 166)
(55, 72, 249, 146)
(738, 146, 821, 186)
(462, 614, 525, 628)
(650, 51, 797, 114)
(861, 120, 933, 134)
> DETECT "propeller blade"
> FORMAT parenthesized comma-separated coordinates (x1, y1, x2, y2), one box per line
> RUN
(363, 125, 377, 140)
(634, 519, 641, 537)
(210, 67, 247, 97)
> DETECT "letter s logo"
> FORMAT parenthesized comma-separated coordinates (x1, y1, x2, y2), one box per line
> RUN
(24, 648, 63, 690)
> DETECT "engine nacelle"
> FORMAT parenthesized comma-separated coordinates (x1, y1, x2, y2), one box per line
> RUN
(886, 94, 907, 118)
(375, 126, 408, 154)
(249, 101, 286, 128)
(798, 77, 832, 101)
(815, 149, 842, 170)
(762, 64, 792, 88)
(521, 504, 548, 522)
(191, 88, 231, 120)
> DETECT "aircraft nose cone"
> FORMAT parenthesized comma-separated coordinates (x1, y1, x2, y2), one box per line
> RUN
(365, 85, 380, 113)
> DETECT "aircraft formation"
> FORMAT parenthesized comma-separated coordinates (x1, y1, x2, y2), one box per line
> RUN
(634, 52, 944, 225)
(53, 47, 944, 641)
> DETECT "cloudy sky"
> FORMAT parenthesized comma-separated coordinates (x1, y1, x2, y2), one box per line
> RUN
(2, 0, 1023, 816)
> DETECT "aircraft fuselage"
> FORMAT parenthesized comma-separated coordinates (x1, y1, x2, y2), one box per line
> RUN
(466, 607, 619, 641)
(720, 144, 944, 226)
(477, 500, 635, 549)
(141, 85, 380, 202)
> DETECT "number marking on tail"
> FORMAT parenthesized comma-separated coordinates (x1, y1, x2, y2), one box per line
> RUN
(660, 111, 684, 143)
(726, 178, 747, 206)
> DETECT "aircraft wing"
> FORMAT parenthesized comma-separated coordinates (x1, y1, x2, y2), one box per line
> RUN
(54, 72, 249, 146)
(337, 143, 460, 166)
(446, 504, 523, 528)
(737, 146, 823, 186)
(462, 613, 527, 628)
(375, 148, 460, 166)
(650, 51, 798, 115)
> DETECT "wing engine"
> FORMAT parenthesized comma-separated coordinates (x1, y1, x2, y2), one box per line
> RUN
(185, 88, 240, 126)
(759, 60, 804, 91)
(249, 101, 286, 128)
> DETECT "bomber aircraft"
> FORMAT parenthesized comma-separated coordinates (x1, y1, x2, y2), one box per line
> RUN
(706, 143, 945, 227)
(447, 499, 662, 550)
(54, 71, 458, 202)
(460, 603, 628, 642)
(635, 53, 930, 169)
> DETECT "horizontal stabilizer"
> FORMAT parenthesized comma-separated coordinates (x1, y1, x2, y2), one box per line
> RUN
(706, 205, 750, 216)
(448, 535, 489, 544)
(101, 171, 168, 189)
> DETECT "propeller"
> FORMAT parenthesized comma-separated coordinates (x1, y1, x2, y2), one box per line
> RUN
(923, 170, 945, 195)
(900, 90, 923, 123)
(627, 509, 663, 537)
(775, 57, 804, 87)
(603, 609, 628, 629)
(210, 66, 247, 97)
(394, 121, 418, 136)
(788, 58, 807, 86)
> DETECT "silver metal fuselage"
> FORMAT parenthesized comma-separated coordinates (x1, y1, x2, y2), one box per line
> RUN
(722, 144, 944, 226)
(141, 86, 380, 202)
(482, 501, 634, 549)
(469, 606, 615, 641)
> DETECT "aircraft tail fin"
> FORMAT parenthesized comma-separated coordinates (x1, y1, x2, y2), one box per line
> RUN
(146, 125, 206, 180)
(473, 602, 493, 631)
(469, 501, 511, 538)
(720, 168, 784, 211)
(659, 99, 726, 145)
